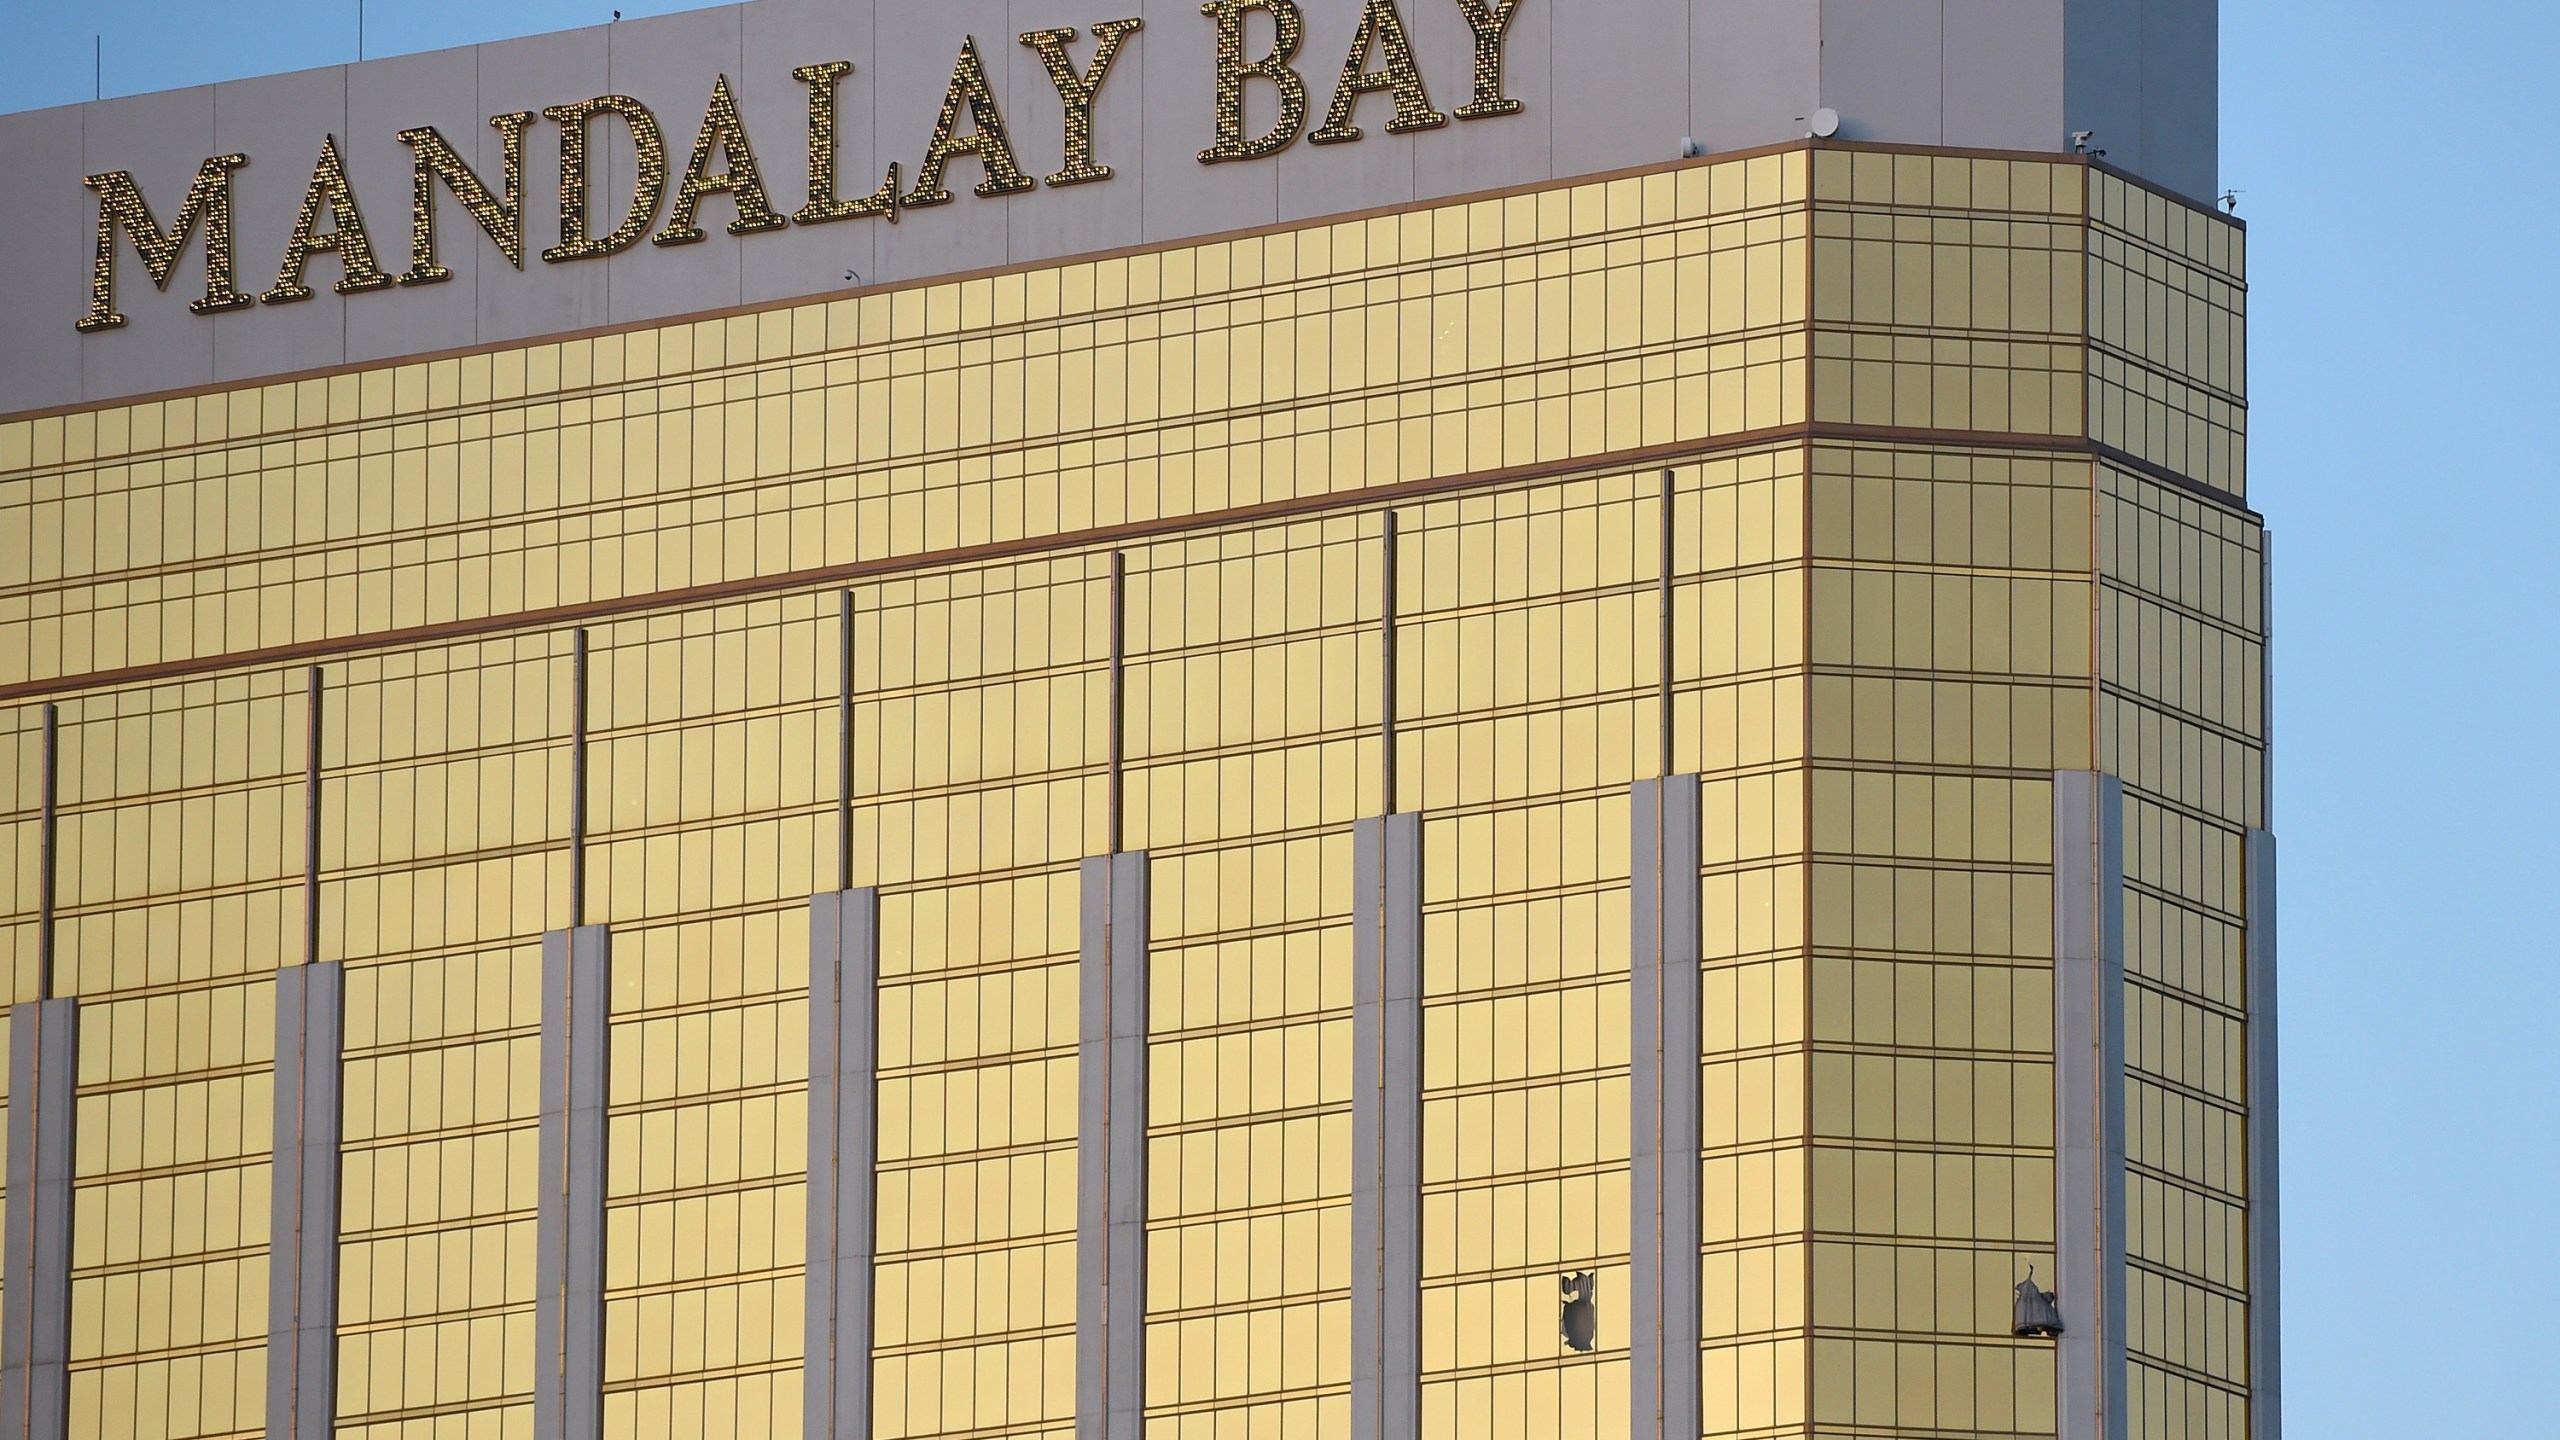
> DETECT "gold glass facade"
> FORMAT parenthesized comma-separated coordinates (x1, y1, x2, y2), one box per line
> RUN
(0, 142, 2260, 1440)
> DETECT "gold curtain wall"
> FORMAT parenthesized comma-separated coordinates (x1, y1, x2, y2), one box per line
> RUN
(0, 143, 2258, 1440)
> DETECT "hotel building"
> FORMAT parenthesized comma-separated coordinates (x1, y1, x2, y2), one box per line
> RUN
(0, 2, 2275, 1437)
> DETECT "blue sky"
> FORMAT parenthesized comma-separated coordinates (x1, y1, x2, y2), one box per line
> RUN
(3, 0, 2554, 1432)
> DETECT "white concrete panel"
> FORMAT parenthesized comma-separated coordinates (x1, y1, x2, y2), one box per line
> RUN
(267, 962, 346, 1440)
(75, 85, 220, 404)
(212, 66, 360, 387)
(869, 0, 1018, 288)
(476, 25, 614, 351)
(0, 999, 79, 1440)
(1548, 0, 1687, 178)
(1408, 0, 1551, 202)
(2053, 770, 2129, 1440)
(1001, 11, 1077, 190)
(535, 925, 612, 1440)
(0, 0, 2225, 415)
(805, 888, 881, 1440)
(1134, 0, 1276, 252)
(1348, 811, 1422, 1440)
(1274, 0, 1425, 230)
(1273, 0, 1423, 226)
(1001, 15, 1147, 272)
(1692, 0, 1821, 154)
(1627, 775, 1703, 1439)
(1820, 0, 1944, 145)
(739, 0, 879, 308)
(1276, 127, 1413, 228)
(602, 6, 749, 326)
(1074, 851, 1151, 1440)
(0, 105, 85, 413)
(344, 45, 489, 366)
(1944, 0, 2066, 153)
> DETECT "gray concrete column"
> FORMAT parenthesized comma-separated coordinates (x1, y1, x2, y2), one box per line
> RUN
(535, 925, 611, 1440)
(2245, 829, 2282, 1440)
(1076, 852, 1149, 1440)
(0, 998, 77, 1440)
(2052, 771, 2127, 1440)
(1628, 776, 1703, 1439)
(806, 888, 880, 1440)
(1350, 813, 1422, 1440)
(268, 963, 345, 1440)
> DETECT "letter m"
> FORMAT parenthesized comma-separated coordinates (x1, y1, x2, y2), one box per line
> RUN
(78, 154, 255, 332)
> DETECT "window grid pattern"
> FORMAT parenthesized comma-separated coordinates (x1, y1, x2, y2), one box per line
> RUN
(2099, 467, 2266, 1440)
(4, 705, 51, 989)
(580, 602, 838, 1435)
(1122, 518, 1375, 1439)
(1676, 447, 1812, 1439)
(1810, 150, 2093, 442)
(1396, 477, 1650, 1438)
(44, 673, 306, 1440)
(0, 148, 2252, 1440)
(0, 156, 1816, 693)
(597, 914, 813, 1437)
(1805, 443, 2107, 1436)
(2088, 175, 2249, 499)
(333, 945, 539, 1437)
(857, 555, 1109, 1440)
(323, 631, 571, 1438)
(570, 597, 829, 1424)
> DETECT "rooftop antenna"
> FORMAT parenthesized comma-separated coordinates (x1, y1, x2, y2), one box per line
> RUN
(92, 36, 99, 100)
(358, 0, 366, 60)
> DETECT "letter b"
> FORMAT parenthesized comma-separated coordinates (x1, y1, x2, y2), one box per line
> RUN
(1197, 0, 1309, 163)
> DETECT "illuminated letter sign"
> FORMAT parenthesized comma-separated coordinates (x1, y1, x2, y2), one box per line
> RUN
(398, 113, 538, 283)
(77, 154, 255, 331)
(540, 94, 669, 262)
(71, 6, 1531, 333)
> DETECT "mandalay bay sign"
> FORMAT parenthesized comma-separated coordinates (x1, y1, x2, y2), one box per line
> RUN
(73, 0, 1528, 334)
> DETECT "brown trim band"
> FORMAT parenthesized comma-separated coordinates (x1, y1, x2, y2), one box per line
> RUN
(0, 422, 2250, 705)
(2092, 441, 2252, 512)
